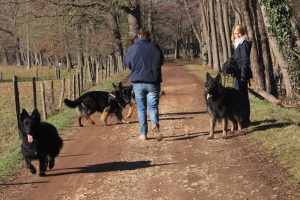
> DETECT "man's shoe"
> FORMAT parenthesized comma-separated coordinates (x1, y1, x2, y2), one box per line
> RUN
(152, 125, 163, 141)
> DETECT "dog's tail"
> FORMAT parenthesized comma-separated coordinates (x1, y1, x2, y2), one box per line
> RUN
(64, 98, 82, 108)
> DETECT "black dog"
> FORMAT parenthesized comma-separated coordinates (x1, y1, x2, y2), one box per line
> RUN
(64, 82, 130, 126)
(205, 73, 242, 139)
(19, 109, 63, 176)
(221, 57, 240, 77)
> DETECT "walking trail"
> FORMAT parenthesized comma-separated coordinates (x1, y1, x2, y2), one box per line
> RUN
(0, 63, 296, 200)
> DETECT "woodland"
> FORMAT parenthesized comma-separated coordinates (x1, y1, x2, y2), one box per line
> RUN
(0, 0, 299, 105)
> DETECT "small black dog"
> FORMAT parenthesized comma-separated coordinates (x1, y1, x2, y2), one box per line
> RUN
(64, 82, 130, 126)
(221, 57, 240, 77)
(205, 73, 242, 139)
(19, 108, 63, 176)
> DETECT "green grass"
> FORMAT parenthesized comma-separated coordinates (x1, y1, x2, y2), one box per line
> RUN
(185, 63, 300, 186)
(0, 69, 130, 182)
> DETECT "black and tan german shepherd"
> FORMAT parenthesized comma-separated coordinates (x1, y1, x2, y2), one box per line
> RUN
(119, 84, 166, 118)
(64, 82, 131, 127)
(19, 108, 63, 176)
(205, 73, 242, 139)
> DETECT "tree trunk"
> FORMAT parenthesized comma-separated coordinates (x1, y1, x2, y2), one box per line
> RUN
(223, 1, 232, 57)
(199, 0, 212, 67)
(231, 0, 242, 26)
(242, 0, 265, 90)
(1, 49, 9, 66)
(109, 11, 124, 57)
(76, 23, 84, 68)
(183, 0, 202, 48)
(15, 37, 22, 66)
(147, 1, 156, 42)
(217, 0, 228, 63)
(123, 0, 142, 44)
(260, 5, 293, 97)
(256, 3, 277, 96)
(209, 0, 220, 71)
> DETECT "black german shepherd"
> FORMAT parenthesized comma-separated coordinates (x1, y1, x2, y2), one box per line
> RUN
(64, 82, 130, 127)
(19, 108, 63, 176)
(205, 73, 242, 139)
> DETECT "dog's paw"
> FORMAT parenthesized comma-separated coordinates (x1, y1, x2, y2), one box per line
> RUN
(39, 172, 46, 177)
(90, 121, 95, 124)
(30, 168, 37, 174)
(222, 135, 229, 139)
(49, 159, 55, 169)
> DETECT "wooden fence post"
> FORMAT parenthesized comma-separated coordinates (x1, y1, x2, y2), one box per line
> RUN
(77, 73, 81, 96)
(68, 78, 71, 98)
(73, 74, 76, 99)
(13, 76, 21, 131)
(80, 67, 84, 92)
(32, 77, 37, 109)
(50, 80, 54, 104)
(58, 78, 65, 108)
(40, 82, 47, 120)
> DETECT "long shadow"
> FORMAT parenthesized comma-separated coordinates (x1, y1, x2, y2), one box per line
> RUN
(227, 120, 300, 138)
(0, 181, 49, 186)
(245, 121, 299, 134)
(163, 131, 209, 141)
(58, 153, 91, 158)
(160, 111, 207, 116)
(46, 161, 175, 177)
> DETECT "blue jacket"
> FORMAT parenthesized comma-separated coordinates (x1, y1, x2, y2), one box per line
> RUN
(124, 38, 164, 84)
(234, 40, 253, 80)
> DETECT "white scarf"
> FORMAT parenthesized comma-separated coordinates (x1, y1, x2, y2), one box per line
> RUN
(234, 36, 246, 49)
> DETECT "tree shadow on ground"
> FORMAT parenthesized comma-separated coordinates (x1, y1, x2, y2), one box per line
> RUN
(46, 161, 175, 177)
(227, 119, 300, 138)
(0, 181, 49, 186)
(160, 111, 207, 116)
(162, 131, 209, 141)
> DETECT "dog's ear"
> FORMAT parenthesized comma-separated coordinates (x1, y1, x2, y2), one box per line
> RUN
(206, 72, 211, 81)
(112, 83, 118, 91)
(20, 109, 29, 121)
(215, 73, 222, 83)
(31, 108, 41, 122)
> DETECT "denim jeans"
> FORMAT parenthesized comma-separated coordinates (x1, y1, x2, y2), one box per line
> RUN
(133, 83, 160, 135)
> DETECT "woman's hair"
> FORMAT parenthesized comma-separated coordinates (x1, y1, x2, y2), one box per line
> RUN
(138, 27, 151, 40)
(231, 25, 248, 43)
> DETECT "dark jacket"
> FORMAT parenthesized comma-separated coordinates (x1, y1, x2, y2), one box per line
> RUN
(234, 40, 253, 80)
(124, 38, 164, 84)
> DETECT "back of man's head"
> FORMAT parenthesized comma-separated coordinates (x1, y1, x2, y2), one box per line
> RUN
(138, 28, 150, 40)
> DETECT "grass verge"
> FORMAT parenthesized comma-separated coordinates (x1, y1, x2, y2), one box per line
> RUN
(185, 63, 300, 187)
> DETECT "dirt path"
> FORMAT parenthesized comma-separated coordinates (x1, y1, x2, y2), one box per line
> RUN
(0, 63, 296, 200)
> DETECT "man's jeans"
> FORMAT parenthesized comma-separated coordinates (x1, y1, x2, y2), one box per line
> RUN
(133, 83, 160, 135)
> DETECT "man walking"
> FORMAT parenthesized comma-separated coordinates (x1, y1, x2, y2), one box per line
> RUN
(124, 28, 164, 141)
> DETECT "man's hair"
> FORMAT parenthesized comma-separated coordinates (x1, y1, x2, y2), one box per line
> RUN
(138, 28, 150, 39)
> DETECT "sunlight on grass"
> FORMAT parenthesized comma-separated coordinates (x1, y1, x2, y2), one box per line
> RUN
(0, 69, 130, 182)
